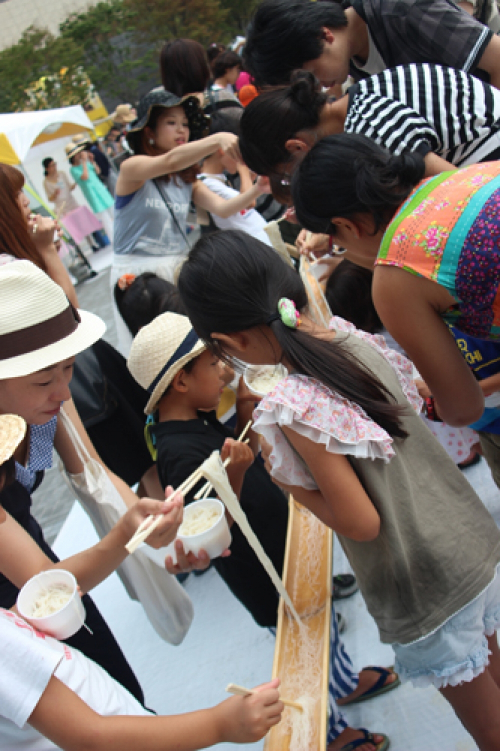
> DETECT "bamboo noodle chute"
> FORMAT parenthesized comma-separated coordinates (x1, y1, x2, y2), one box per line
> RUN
(265, 259, 334, 751)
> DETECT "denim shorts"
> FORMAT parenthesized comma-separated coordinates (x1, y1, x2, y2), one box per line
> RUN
(393, 564, 500, 689)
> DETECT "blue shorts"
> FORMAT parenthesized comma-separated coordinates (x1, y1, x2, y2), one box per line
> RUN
(393, 565, 500, 689)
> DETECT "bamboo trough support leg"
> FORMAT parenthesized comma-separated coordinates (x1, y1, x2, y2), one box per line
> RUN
(266, 266, 334, 751)
(265, 497, 333, 751)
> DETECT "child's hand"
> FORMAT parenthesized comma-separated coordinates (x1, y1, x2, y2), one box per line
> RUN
(284, 206, 299, 224)
(223, 437, 254, 500)
(296, 229, 330, 257)
(236, 375, 261, 405)
(414, 378, 432, 400)
(217, 132, 240, 159)
(220, 361, 235, 386)
(222, 438, 254, 473)
(216, 678, 283, 743)
(236, 377, 260, 455)
(122, 486, 183, 549)
(165, 540, 231, 575)
(255, 175, 271, 194)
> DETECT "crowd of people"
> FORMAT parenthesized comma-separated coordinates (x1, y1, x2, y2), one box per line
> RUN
(3, 1, 500, 750)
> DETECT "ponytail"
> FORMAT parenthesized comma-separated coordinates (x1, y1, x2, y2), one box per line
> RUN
(178, 230, 407, 439)
(292, 133, 425, 236)
(239, 70, 326, 176)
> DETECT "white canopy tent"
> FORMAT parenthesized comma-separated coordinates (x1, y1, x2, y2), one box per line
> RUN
(0, 105, 94, 166)
(0, 105, 97, 220)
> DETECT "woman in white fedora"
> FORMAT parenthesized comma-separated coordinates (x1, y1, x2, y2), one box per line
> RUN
(0, 260, 182, 705)
(0, 412, 282, 751)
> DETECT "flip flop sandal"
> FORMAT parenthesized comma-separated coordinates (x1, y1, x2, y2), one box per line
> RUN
(339, 729, 390, 751)
(341, 666, 400, 705)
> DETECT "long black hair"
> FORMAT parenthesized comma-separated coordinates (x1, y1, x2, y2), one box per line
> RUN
(178, 230, 407, 438)
(239, 70, 326, 176)
(292, 133, 426, 236)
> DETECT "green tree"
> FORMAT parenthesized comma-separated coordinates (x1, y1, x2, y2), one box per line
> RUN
(0, 26, 87, 112)
(123, 0, 229, 46)
(60, 0, 159, 106)
(219, 0, 262, 37)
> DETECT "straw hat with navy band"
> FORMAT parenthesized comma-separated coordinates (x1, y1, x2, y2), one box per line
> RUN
(65, 141, 87, 160)
(0, 260, 105, 379)
(127, 312, 205, 415)
(125, 88, 210, 154)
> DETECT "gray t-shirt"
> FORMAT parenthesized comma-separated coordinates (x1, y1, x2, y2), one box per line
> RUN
(339, 332, 500, 644)
(113, 178, 192, 257)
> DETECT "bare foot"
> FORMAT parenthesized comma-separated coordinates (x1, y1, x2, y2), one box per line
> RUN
(327, 727, 385, 751)
(337, 667, 397, 706)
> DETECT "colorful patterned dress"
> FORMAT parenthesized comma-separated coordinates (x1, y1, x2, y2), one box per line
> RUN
(375, 162, 500, 339)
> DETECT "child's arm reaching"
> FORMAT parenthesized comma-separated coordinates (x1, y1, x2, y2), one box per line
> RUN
(29, 671, 283, 751)
(222, 437, 254, 505)
(262, 433, 380, 542)
(192, 176, 270, 219)
(117, 133, 238, 193)
(236, 163, 257, 207)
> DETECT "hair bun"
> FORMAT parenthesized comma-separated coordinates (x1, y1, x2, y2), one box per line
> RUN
(289, 70, 323, 108)
(385, 151, 425, 186)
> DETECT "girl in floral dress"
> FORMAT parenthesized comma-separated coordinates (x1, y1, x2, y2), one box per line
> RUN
(178, 230, 500, 751)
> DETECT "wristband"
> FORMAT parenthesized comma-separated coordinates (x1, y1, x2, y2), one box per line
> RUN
(424, 396, 442, 422)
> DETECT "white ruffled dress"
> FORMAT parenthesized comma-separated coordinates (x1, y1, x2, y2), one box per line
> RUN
(253, 317, 422, 490)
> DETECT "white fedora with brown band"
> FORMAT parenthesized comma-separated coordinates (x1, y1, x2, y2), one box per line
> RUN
(0, 260, 105, 379)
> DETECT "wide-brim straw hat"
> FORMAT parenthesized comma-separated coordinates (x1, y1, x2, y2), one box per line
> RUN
(0, 260, 106, 379)
(127, 312, 205, 414)
(126, 87, 210, 153)
(0, 414, 26, 465)
(111, 103, 136, 124)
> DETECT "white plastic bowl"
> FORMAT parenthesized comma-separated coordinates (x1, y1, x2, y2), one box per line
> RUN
(243, 364, 288, 398)
(17, 569, 86, 640)
(166, 498, 231, 564)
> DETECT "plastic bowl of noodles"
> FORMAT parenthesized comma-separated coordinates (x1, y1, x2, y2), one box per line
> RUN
(165, 498, 231, 564)
(17, 569, 86, 639)
(243, 364, 288, 398)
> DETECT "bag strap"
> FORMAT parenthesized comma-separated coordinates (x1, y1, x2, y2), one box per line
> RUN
(59, 407, 92, 465)
(153, 179, 190, 251)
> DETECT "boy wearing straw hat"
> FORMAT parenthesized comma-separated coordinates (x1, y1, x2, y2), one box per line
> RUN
(0, 413, 283, 751)
(128, 313, 400, 748)
(127, 311, 290, 628)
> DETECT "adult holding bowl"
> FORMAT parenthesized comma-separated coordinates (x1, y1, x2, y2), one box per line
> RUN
(0, 260, 183, 705)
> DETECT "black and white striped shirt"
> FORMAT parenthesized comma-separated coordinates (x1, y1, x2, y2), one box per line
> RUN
(344, 64, 500, 165)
